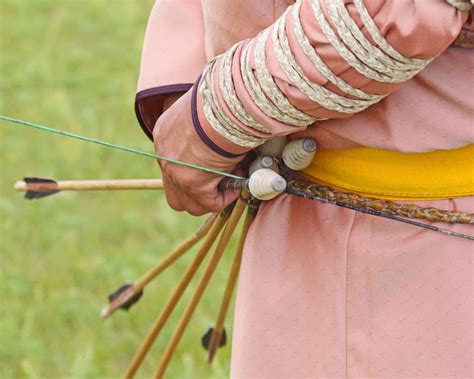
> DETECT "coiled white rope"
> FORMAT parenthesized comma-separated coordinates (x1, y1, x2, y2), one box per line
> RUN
(219, 44, 268, 131)
(199, 0, 443, 148)
(291, 2, 383, 102)
(254, 28, 318, 124)
(446, 0, 473, 11)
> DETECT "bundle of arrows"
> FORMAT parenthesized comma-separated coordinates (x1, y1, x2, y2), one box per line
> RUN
(3, 115, 474, 379)
(16, 175, 262, 378)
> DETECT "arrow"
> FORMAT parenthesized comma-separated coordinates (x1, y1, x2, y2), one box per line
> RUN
(14, 177, 165, 199)
(204, 198, 259, 363)
(153, 194, 248, 379)
(100, 213, 218, 319)
(124, 205, 233, 378)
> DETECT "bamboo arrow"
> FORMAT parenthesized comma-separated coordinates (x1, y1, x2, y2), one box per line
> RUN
(4, 115, 473, 240)
(124, 205, 233, 379)
(14, 177, 165, 199)
(14, 177, 250, 199)
(204, 198, 259, 363)
(100, 213, 217, 319)
(153, 194, 248, 379)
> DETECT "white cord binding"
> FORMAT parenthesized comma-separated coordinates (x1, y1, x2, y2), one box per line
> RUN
(446, 0, 473, 11)
(198, 0, 436, 149)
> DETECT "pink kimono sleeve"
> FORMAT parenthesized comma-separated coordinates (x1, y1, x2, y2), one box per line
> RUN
(136, 0, 206, 140)
(195, 0, 469, 155)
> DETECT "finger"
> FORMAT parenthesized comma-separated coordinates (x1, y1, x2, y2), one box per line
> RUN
(230, 166, 244, 178)
(165, 172, 207, 213)
(166, 180, 213, 216)
(220, 188, 241, 207)
(177, 193, 211, 216)
(210, 188, 240, 212)
(162, 176, 184, 211)
(187, 185, 240, 213)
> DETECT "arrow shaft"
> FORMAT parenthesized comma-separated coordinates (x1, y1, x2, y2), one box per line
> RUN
(207, 198, 257, 363)
(153, 196, 247, 379)
(124, 207, 232, 378)
(15, 178, 165, 192)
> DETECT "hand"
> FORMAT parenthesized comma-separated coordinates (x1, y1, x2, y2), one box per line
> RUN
(153, 89, 243, 216)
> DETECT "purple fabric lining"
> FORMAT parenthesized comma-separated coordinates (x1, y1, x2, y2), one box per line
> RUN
(135, 83, 193, 141)
(191, 75, 243, 158)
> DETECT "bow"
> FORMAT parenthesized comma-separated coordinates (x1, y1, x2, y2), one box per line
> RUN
(2, 115, 473, 378)
(3, 114, 473, 239)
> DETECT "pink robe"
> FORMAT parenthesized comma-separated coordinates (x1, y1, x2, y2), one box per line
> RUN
(136, 1, 474, 377)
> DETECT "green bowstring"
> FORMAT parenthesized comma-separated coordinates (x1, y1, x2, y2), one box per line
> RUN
(0, 115, 244, 180)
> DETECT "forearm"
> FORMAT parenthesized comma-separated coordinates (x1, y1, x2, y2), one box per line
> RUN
(194, 0, 469, 154)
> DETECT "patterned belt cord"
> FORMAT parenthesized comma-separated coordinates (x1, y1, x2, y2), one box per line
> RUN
(283, 174, 474, 224)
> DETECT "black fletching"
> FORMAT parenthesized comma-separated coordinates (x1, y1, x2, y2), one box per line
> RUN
(24, 177, 57, 184)
(23, 177, 60, 200)
(25, 190, 60, 199)
(108, 283, 144, 311)
(201, 327, 227, 350)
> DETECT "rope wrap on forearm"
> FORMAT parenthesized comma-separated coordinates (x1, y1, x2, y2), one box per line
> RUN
(446, 0, 473, 12)
(198, 0, 442, 148)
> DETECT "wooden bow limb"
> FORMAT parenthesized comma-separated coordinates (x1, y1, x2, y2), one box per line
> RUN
(153, 193, 249, 379)
(205, 199, 259, 363)
(100, 213, 218, 319)
(14, 177, 164, 199)
(124, 205, 232, 379)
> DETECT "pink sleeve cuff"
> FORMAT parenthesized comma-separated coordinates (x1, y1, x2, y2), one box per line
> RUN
(135, 83, 193, 140)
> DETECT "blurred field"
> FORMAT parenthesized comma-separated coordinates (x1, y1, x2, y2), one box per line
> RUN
(0, 1, 236, 378)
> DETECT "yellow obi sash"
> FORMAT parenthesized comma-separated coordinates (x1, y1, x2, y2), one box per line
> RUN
(301, 144, 474, 201)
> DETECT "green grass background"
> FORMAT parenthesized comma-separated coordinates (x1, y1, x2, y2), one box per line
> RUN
(0, 1, 237, 377)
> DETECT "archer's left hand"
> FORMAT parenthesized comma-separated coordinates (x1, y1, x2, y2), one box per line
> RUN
(153, 89, 243, 216)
